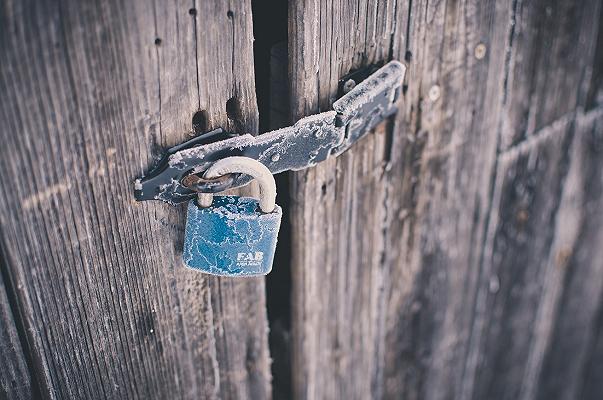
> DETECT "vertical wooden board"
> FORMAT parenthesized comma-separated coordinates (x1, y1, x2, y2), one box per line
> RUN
(288, 1, 401, 398)
(289, 0, 516, 398)
(500, 0, 602, 148)
(0, 0, 269, 399)
(462, 2, 603, 400)
(470, 117, 576, 400)
(586, 3, 603, 111)
(385, 1, 603, 399)
(580, 297, 603, 399)
(0, 264, 32, 400)
(532, 110, 603, 400)
(471, 108, 603, 400)
(381, 1, 517, 399)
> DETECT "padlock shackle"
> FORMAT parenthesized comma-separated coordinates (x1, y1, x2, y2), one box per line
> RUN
(202, 156, 277, 213)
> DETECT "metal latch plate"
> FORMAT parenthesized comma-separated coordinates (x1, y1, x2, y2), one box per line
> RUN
(134, 61, 406, 205)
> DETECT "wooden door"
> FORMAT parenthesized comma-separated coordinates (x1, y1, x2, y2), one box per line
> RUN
(2, 1, 603, 400)
(0, 1, 269, 399)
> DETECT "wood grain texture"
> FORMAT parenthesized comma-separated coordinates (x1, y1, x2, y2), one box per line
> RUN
(0, 0, 269, 399)
(532, 109, 603, 400)
(288, 0, 603, 399)
(0, 262, 33, 400)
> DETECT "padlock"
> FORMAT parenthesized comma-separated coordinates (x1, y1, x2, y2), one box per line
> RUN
(182, 157, 282, 276)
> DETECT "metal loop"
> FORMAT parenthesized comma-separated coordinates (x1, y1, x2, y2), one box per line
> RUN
(181, 173, 237, 193)
(201, 156, 277, 213)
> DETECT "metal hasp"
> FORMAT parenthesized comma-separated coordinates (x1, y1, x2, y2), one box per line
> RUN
(134, 61, 406, 205)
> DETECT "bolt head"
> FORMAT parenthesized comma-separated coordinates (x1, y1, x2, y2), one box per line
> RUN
(474, 43, 487, 60)
(343, 79, 356, 93)
(428, 85, 441, 102)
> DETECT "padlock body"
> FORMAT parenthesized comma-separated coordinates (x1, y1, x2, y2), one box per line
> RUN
(183, 196, 282, 276)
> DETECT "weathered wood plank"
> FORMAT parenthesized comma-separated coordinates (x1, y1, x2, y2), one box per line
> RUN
(532, 109, 603, 400)
(462, 1, 602, 398)
(471, 112, 580, 400)
(472, 108, 603, 400)
(382, 1, 516, 398)
(0, 0, 269, 399)
(289, 0, 511, 398)
(500, 0, 602, 148)
(288, 1, 401, 398)
(586, 3, 603, 111)
(288, 0, 603, 399)
(0, 258, 33, 400)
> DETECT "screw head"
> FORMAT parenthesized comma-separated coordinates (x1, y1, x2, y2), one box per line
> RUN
(474, 43, 487, 60)
(343, 79, 356, 94)
(428, 85, 441, 102)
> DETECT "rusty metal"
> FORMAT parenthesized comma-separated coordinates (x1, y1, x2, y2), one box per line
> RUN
(181, 173, 237, 192)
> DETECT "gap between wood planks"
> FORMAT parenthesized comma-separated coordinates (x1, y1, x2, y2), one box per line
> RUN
(250, 1, 292, 399)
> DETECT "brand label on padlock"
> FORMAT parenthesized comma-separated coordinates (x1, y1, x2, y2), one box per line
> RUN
(183, 196, 282, 276)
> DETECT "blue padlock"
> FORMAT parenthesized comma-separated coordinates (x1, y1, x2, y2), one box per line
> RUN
(182, 157, 282, 276)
